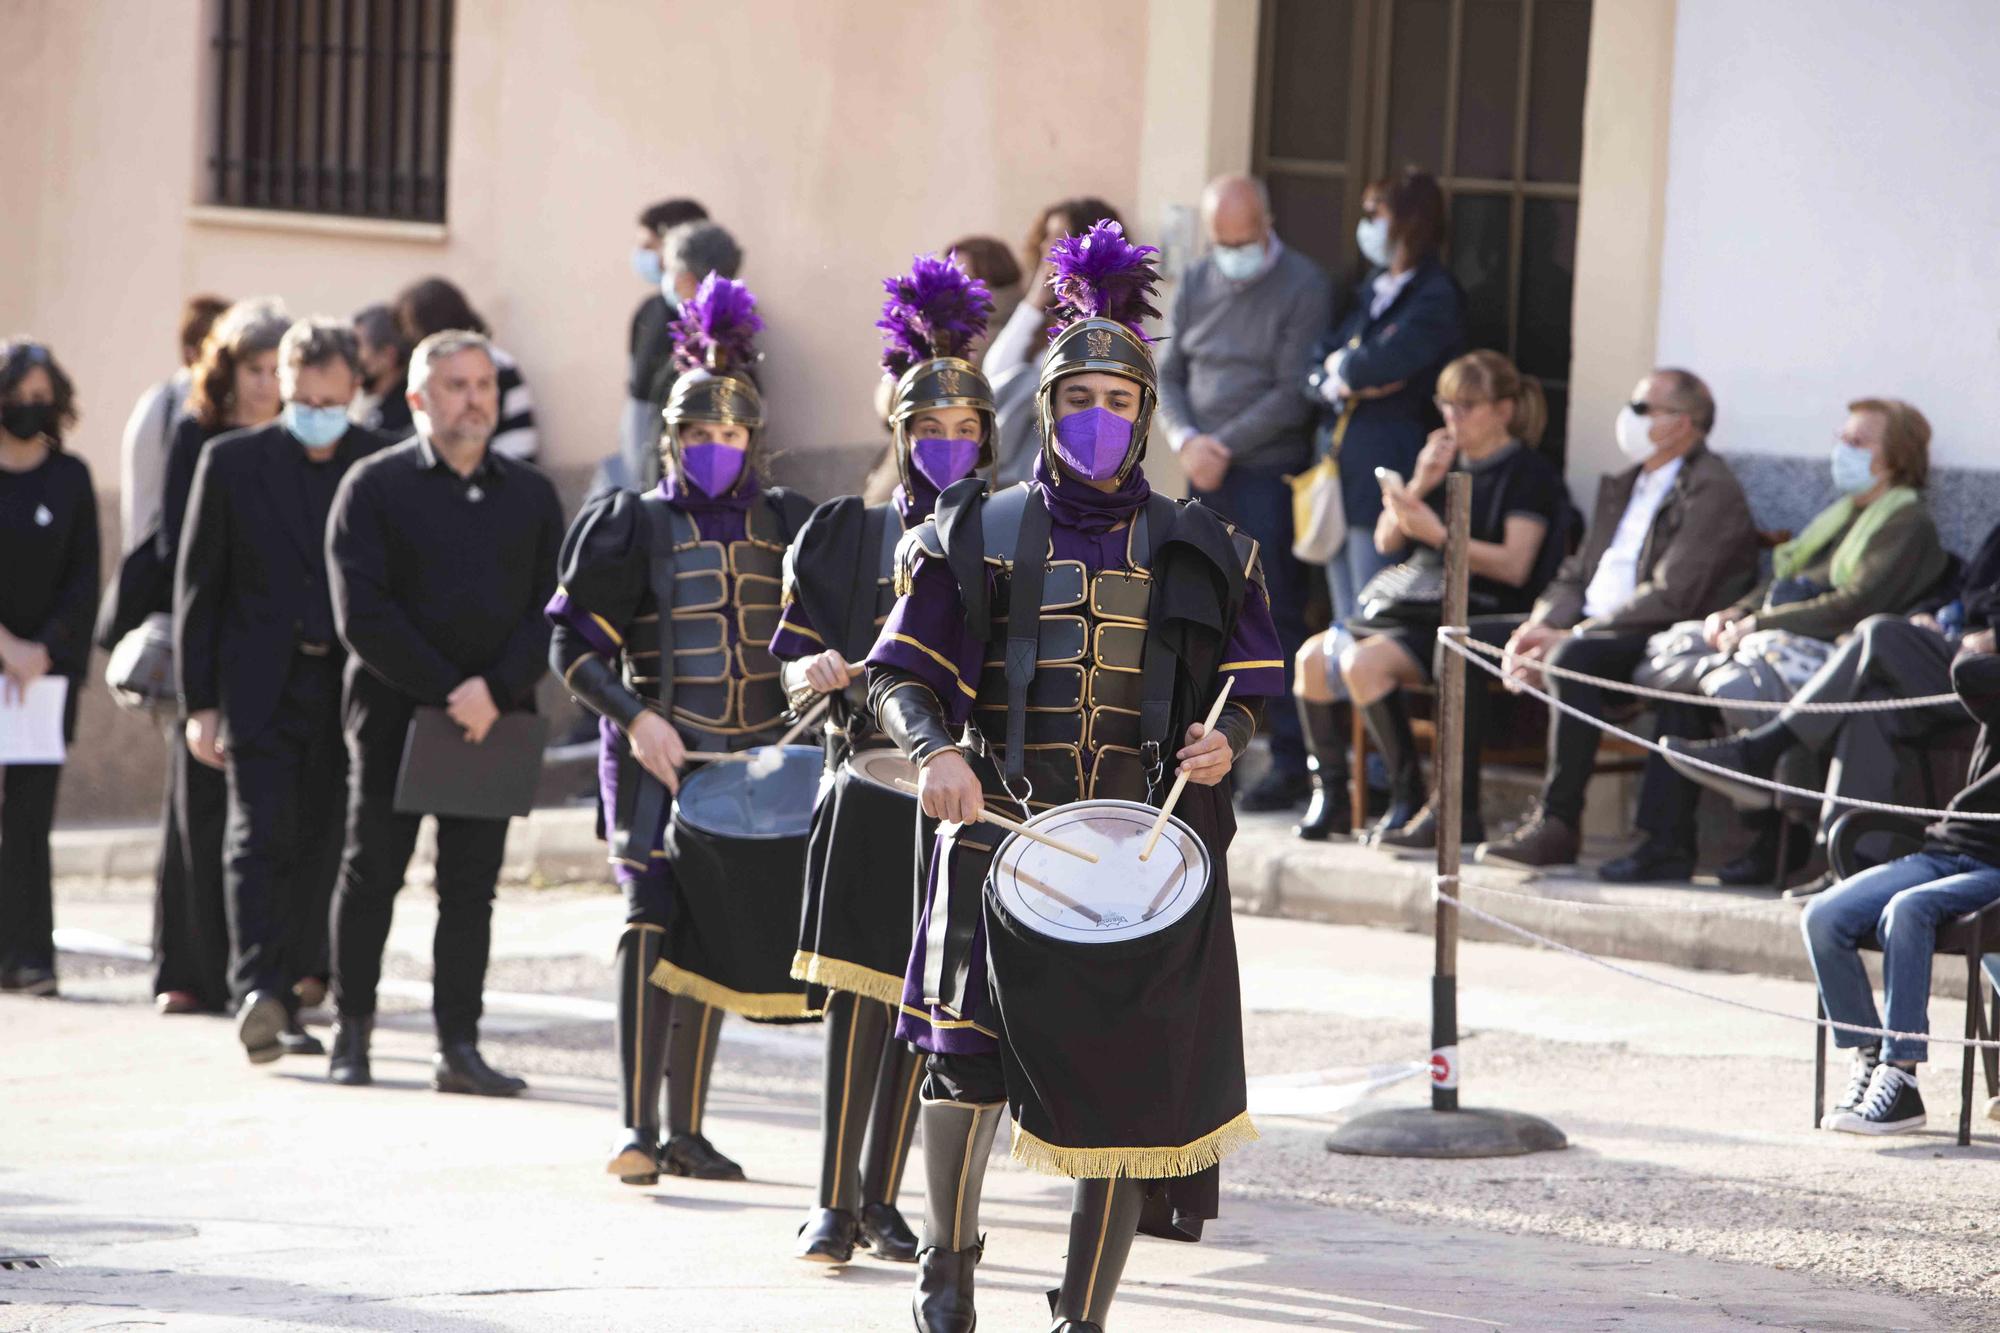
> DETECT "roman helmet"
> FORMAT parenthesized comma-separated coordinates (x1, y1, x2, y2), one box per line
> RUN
(661, 273, 766, 485)
(1033, 220, 1163, 486)
(879, 253, 997, 495)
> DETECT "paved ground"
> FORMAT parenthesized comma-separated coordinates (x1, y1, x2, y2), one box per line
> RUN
(3, 872, 1994, 1331)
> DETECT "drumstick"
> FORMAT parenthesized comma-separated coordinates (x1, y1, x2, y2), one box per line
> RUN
(1138, 676, 1234, 862)
(1013, 868, 1104, 925)
(891, 779, 1099, 865)
(773, 697, 831, 749)
(676, 697, 831, 766)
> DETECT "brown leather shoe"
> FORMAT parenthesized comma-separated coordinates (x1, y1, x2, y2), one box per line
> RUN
(1477, 811, 1581, 869)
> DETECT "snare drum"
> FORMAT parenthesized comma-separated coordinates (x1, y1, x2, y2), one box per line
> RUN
(792, 745, 931, 1006)
(986, 799, 1211, 949)
(658, 745, 821, 1021)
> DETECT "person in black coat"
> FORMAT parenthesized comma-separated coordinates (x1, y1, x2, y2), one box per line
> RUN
(152, 298, 293, 1015)
(326, 329, 563, 1097)
(176, 319, 388, 1063)
(0, 341, 99, 997)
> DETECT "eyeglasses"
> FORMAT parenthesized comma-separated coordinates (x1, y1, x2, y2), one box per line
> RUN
(1434, 396, 1491, 414)
(1626, 400, 1685, 418)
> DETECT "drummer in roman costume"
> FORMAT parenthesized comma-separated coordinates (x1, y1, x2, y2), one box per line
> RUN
(547, 275, 815, 1188)
(771, 256, 996, 1266)
(865, 221, 1285, 1333)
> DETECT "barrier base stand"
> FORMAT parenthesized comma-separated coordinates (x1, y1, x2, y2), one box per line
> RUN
(1326, 1106, 1568, 1159)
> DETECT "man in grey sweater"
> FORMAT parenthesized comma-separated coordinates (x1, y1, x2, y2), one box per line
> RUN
(1158, 174, 1332, 807)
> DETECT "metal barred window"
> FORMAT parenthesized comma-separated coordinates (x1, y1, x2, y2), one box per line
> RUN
(208, 0, 454, 223)
(1253, 0, 1592, 465)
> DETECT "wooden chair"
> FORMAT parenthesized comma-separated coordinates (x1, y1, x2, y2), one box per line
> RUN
(1811, 810, 2000, 1145)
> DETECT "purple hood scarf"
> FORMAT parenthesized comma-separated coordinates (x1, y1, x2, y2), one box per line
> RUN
(1032, 450, 1150, 534)
(894, 474, 941, 526)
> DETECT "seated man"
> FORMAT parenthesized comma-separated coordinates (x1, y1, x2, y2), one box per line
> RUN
(1801, 633, 2000, 1135)
(1477, 369, 1757, 867)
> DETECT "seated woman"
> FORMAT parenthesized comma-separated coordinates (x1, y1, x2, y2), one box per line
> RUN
(1608, 398, 1949, 885)
(1315, 350, 1566, 848)
(1802, 638, 2000, 1135)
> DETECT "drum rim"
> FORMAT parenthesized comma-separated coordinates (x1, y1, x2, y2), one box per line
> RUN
(986, 798, 1211, 947)
(674, 744, 823, 840)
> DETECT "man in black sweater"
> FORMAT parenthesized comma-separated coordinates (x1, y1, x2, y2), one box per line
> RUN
(1799, 634, 2000, 1135)
(177, 320, 388, 1063)
(326, 329, 563, 1096)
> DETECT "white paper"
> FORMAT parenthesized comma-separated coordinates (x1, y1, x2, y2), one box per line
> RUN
(0, 676, 68, 765)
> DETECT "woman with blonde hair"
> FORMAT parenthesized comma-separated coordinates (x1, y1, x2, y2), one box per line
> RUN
(1324, 349, 1567, 847)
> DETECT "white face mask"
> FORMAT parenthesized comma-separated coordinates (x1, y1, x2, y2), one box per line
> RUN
(1212, 240, 1265, 282)
(1356, 216, 1392, 267)
(1615, 406, 1657, 463)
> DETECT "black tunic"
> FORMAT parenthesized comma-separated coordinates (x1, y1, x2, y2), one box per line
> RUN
(0, 448, 100, 740)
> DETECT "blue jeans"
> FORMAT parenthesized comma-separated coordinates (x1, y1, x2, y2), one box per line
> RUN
(1325, 523, 1395, 625)
(1193, 465, 1309, 776)
(1800, 850, 2000, 1063)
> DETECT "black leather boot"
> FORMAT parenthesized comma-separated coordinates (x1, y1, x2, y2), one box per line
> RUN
(1359, 692, 1423, 842)
(1044, 1178, 1144, 1332)
(664, 998, 743, 1180)
(327, 1015, 373, 1086)
(859, 1025, 923, 1262)
(609, 926, 671, 1185)
(1294, 698, 1351, 841)
(432, 1042, 527, 1096)
(798, 992, 890, 1262)
(913, 1098, 1003, 1333)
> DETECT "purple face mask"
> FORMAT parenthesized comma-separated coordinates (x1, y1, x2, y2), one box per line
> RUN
(681, 441, 745, 497)
(1051, 406, 1135, 481)
(910, 435, 980, 491)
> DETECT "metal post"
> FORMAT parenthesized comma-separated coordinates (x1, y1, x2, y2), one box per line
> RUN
(1430, 472, 1471, 1112)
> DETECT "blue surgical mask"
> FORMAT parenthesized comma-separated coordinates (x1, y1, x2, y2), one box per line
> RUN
(284, 402, 349, 449)
(632, 246, 664, 286)
(1212, 241, 1265, 282)
(1356, 216, 1392, 268)
(1831, 442, 1876, 495)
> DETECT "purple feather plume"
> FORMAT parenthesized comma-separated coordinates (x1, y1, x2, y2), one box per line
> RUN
(670, 274, 764, 374)
(1044, 220, 1162, 344)
(877, 253, 996, 378)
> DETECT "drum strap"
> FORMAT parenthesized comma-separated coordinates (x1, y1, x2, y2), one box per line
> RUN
(1002, 489, 1053, 788)
(621, 498, 695, 868)
(1136, 493, 1181, 795)
(844, 503, 892, 662)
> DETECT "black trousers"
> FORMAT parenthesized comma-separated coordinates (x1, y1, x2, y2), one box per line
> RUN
(331, 682, 511, 1046)
(223, 654, 348, 1005)
(1539, 630, 1653, 827)
(923, 1048, 1007, 1105)
(0, 763, 63, 972)
(152, 733, 231, 1009)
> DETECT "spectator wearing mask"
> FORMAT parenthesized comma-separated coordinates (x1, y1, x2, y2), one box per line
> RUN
(981, 196, 1125, 486)
(1304, 169, 1468, 623)
(326, 330, 563, 1096)
(1661, 518, 2000, 896)
(176, 319, 389, 1064)
(1157, 173, 1331, 812)
(620, 197, 710, 490)
(391, 277, 539, 462)
(119, 294, 228, 555)
(349, 304, 412, 439)
(1800, 637, 2000, 1135)
(1603, 398, 1950, 885)
(0, 341, 98, 997)
(622, 218, 742, 492)
(152, 297, 292, 1016)
(1473, 370, 1759, 868)
(1335, 351, 1567, 846)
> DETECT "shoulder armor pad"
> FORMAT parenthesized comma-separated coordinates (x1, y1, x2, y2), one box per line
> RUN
(974, 482, 1032, 563)
(894, 519, 946, 597)
(1230, 525, 1266, 592)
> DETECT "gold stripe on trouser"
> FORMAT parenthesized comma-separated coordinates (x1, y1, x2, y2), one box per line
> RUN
(883, 1051, 923, 1200)
(689, 1003, 713, 1134)
(953, 1104, 989, 1250)
(830, 999, 861, 1205)
(1081, 1187, 1115, 1314)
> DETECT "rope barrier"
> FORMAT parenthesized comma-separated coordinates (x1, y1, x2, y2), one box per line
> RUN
(1437, 629, 2000, 822)
(1447, 627, 1963, 714)
(1454, 875, 1801, 921)
(1431, 876, 2000, 1052)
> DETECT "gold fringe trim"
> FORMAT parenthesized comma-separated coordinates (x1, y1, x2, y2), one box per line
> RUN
(789, 951, 906, 1006)
(1009, 1110, 1260, 1181)
(649, 958, 816, 1021)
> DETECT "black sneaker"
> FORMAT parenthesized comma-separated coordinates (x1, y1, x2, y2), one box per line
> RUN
(1598, 838, 1695, 884)
(1239, 767, 1313, 813)
(1820, 1044, 1881, 1127)
(1828, 1063, 1925, 1135)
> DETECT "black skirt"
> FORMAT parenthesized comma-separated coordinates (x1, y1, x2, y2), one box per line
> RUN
(652, 804, 816, 1023)
(793, 752, 933, 1008)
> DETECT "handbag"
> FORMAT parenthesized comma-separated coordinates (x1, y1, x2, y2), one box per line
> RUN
(1287, 451, 1346, 563)
(104, 612, 177, 715)
(1353, 550, 1446, 625)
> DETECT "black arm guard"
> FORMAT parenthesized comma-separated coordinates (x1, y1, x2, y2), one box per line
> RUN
(1217, 699, 1261, 762)
(870, 671, 959, 767)
(560, 646, 648, 732)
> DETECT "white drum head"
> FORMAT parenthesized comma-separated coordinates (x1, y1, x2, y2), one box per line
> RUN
(989, 799, 1210, 945)
(848, 747, 920, 796)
